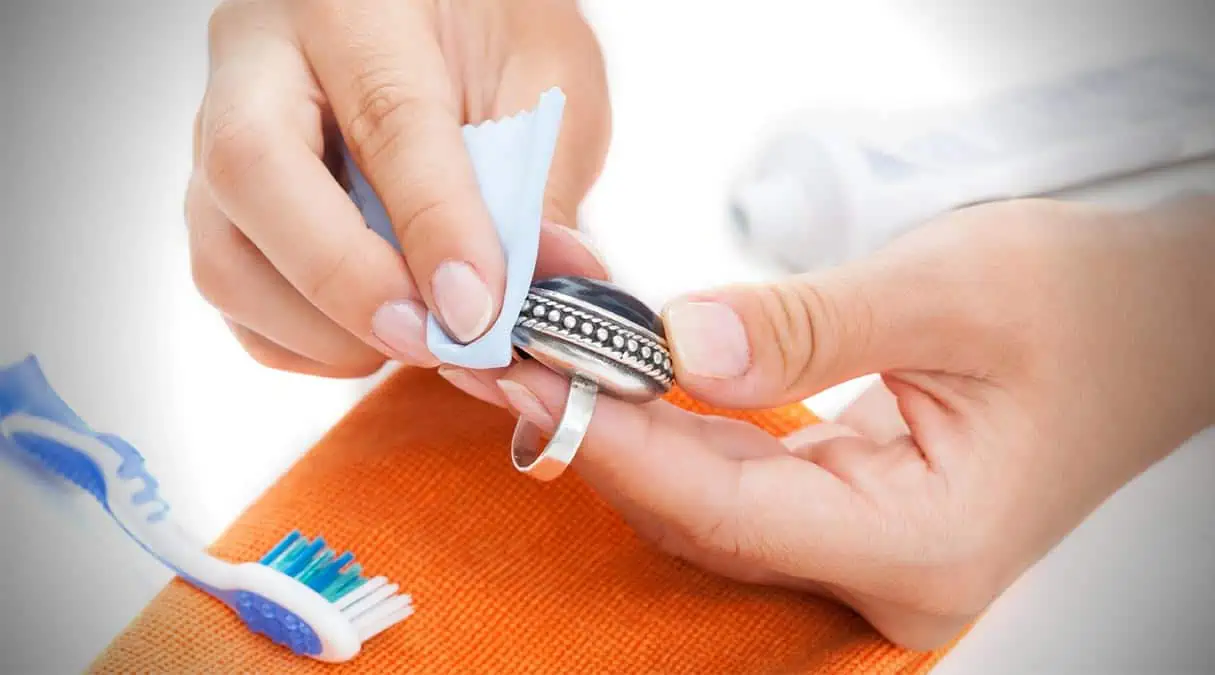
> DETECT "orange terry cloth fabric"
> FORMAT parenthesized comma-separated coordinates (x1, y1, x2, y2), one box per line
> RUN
(92, 367, 953, 674)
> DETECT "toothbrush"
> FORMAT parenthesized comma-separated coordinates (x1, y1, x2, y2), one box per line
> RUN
(0, 356, 413, 663)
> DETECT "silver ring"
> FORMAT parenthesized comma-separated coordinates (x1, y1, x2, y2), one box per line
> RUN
(510, 374, 597, 481)
(509, 276, 673, 481)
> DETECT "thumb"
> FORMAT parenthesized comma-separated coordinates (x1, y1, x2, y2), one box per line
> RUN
(662, 244, 988, 409)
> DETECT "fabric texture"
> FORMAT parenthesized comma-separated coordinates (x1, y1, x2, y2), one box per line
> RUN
(92, 367, 953, 673)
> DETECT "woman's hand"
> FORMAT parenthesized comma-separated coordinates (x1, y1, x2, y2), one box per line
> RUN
(189, 0, 610, 377)
(473, 196, 1215, 649)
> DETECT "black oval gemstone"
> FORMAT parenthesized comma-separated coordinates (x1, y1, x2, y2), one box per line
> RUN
(533, 276, 665, 338)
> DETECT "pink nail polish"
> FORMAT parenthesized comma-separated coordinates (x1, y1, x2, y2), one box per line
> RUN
(438, 366, 504, 406)
(431, 261, 494, 344)
(497, 380, 555, 430)
(372, 300, 440, 367)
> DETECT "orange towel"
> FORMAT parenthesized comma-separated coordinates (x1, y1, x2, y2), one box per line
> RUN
(91, 367, 952, 673)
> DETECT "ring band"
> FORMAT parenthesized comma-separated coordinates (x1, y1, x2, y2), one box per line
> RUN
(509, 276, 672, 482)
(510, 375, 598, 481)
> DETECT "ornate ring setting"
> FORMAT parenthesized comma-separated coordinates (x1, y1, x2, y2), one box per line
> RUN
(509, 276, 672, 480)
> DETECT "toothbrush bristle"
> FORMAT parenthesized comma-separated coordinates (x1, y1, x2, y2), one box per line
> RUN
(260, 531, 371, 600)
(254, 530, 413, 653)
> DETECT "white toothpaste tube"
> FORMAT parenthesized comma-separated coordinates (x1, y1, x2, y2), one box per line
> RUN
(729, 53, 1215, 271)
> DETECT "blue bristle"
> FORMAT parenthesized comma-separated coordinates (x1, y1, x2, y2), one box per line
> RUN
(304, 551, 354, 593)
(323, 566, 367, 601)
(285, 538, 325, 577)
(305, 549, 334, 573)
(296, 549, 333, 583)
(260, 531, 301, 566)
(274, 538, 310, 572)
(257, 532, 373, 604)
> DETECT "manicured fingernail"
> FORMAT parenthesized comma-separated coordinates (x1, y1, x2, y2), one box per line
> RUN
(431, 261, 494, 343)
(497, 380, 555, 430)
(665, 301, 751, 378)
(438, 366, 503, 406)
(372, 300, 439, 366)
(555, 223, 612, 275)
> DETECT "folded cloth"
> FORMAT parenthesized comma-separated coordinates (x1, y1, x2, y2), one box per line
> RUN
(343, 88, 565, 370)
(90, 367, 953, 674)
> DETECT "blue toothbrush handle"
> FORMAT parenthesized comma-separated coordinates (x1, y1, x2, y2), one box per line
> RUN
(0, 356, 166, 519)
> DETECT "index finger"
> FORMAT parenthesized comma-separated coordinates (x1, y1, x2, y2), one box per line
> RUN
(199, 11, 420, 362)
(497, 362, 880, 585)
(298, 0, 507, 345)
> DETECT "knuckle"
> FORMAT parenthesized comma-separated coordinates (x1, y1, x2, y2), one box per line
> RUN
(631, 413, 740, 560)
(393, 190, 456, 245)
(291, 0, 344, 30)
(301, 243, 357, 306)
(201, 103, 273, 196)
(647, 522, 687, 559)
(343, 67, 427, 167)
(207, 1, 243, 40)
(683, 510, 738, 558)
(189, 242, 238, 312)
(187, 225, 244, 313)
(183, 174, 203, 226)
(809, 440, 870, 481)
(678, 464, 753, 563)
(790, 278, 873, 387)
(751, 281, 820, 391)
(688, 500, 793, 574)
(730, 528, 796, 573)
(727, 463, 802, 570)
(207, 1, 261, 55)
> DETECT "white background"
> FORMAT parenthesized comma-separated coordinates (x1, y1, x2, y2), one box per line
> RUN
(1, 1, 1214, 672)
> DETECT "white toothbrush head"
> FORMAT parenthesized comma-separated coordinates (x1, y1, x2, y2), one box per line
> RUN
(0, 356, 413, 664)
(232, 531, 414, 662)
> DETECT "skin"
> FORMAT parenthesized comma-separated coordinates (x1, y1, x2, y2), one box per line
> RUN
(191, 1, 1215, 651)
(490, 196, 1215, 649)
(189, 0, 609, 377)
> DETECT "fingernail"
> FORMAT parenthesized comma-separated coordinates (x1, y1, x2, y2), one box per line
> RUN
(497, 380, 555, 430)
(431, 261, 494, 343)
(372, 300, 440, 366)
(665, 301, 751, 378)
(554, 223, 612, 275)
(438, 366, 504, 406)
